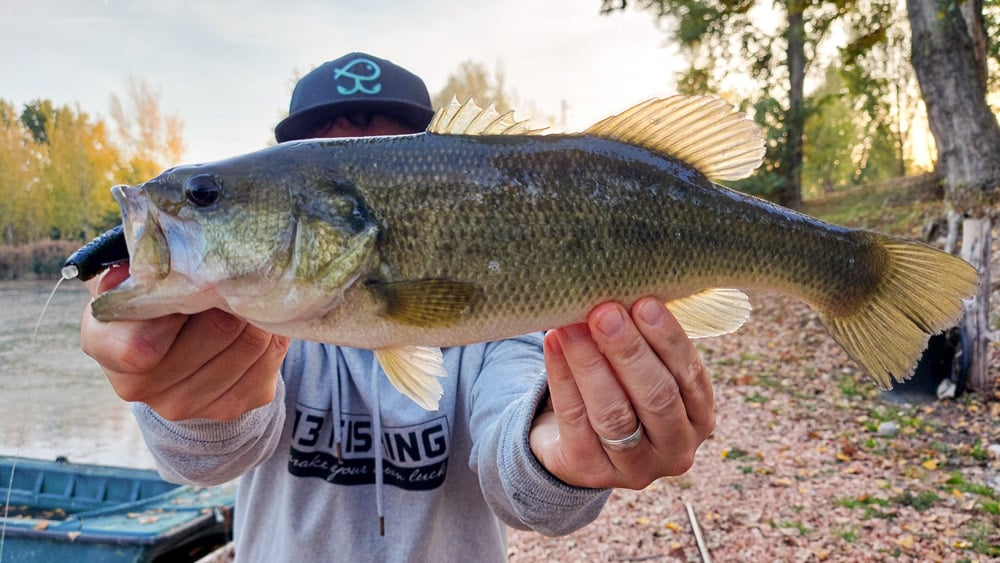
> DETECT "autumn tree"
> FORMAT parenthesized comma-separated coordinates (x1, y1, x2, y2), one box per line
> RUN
(109, 77, 185, 184)
(432, 61, 517, 115)
(0, 100, 43, 244)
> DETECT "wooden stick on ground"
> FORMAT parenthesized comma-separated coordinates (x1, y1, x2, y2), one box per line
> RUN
(685, 501, 712, 563)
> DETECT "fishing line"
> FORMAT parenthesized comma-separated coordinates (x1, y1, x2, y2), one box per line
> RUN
(32, 276, 69, 347)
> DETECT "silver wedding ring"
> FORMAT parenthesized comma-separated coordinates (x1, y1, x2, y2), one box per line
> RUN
(598, 421, 643, 452)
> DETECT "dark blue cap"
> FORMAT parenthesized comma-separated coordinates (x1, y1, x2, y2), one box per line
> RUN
(275, 52, 435, 142)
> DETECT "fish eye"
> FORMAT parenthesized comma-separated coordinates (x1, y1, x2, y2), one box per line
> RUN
(184, 174, 222, 207)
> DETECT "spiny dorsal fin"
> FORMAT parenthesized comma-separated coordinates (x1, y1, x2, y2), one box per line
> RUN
(664, 288, 752, 339)
(584, 96, 765, 181)
(428, 96, 546, 136)
(370, 279, 484, 327)
(375, 346, 446, 410)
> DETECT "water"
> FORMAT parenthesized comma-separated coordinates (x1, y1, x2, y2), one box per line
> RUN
(0, 281, 153, 469)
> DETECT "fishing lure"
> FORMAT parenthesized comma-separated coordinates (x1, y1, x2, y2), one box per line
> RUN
(62, 225, 127, 281)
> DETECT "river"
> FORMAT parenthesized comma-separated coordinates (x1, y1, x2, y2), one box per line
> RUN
(0, 281, 153, 469)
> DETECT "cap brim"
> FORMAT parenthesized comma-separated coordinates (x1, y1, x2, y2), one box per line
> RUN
(275, 99, 435, 142)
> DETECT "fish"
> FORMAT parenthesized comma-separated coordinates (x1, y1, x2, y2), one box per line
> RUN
(89, 95, 980, 410)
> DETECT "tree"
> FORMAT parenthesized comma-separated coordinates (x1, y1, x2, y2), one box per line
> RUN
(908, 0, 1000, 206)
(433, 61, 516, 113)
(599, 0, 933, 208)
(907, 0, 1000, 392)
(432, 61, 554, 128)
(0, 100, 43, 244)
(109, 77, 185, 184)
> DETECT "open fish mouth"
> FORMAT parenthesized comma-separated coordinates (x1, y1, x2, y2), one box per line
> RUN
(110, 184, 170, 281)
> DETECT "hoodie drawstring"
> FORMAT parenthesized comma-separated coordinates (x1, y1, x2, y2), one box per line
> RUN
(331, 363, 344, 463)
(371, 359, 385, 536)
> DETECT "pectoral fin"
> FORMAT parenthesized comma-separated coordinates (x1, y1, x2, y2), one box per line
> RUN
(664, 288, 752, 338)
(370, 279, 484, 327)
(374, 346, 446, 411)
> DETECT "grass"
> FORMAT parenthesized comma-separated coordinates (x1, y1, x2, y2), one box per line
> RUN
(802, 173, 944, 236)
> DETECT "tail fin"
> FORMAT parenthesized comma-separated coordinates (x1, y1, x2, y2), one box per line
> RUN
(818, 235, 980, 389)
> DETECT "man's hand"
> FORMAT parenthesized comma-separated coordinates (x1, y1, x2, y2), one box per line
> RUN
(529, 297, 715, 489)
(80, 265, 289, 422)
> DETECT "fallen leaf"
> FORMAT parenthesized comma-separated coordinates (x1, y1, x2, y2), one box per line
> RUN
(663, 521, 683, 532)
(896, 534, 916, 550)
(921, 459, 938, 471)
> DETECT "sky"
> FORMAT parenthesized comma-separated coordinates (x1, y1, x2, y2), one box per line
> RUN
(3, 0, 686, 164)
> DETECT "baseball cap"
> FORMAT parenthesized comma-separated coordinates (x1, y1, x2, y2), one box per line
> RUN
(275, 52, 435, 142)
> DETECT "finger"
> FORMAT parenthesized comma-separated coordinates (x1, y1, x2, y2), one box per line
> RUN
(555, 321, 640, 444)
(632, 297, 715, 433)
(80, 306, 188, 375)
(97, 263, 130, 293)
(532, 331, 614, 488)
(208, 334, 289, 421)
(151, 325, 285, 421)
(587, 302, 683, 431)
(143, 310, 255, 398)
(541, 329, 594, 447)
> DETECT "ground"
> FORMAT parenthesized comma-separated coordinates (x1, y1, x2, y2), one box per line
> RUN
(509, 293, 999, 561)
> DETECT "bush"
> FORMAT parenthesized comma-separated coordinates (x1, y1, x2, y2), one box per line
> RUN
(0, 245, 30, 280)
(0, 240, 81, 280)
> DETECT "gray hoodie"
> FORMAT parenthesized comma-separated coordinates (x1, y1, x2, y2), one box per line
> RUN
(132, 333, 611, 562)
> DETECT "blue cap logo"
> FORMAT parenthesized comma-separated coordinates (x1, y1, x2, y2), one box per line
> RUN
(333, 58, 382, 96)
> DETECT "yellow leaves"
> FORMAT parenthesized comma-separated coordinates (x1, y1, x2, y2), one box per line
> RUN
(896, 534, 916, 550)
(921, 459, 939, 471)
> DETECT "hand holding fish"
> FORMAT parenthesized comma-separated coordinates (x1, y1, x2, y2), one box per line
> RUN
(529, 298, 714, 489)
(80, 264, 289, 422)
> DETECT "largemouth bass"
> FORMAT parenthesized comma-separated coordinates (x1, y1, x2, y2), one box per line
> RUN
(90, 96, 979, 410)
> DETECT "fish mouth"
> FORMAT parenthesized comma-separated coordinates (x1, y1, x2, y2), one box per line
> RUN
(110, 184, 170, 281)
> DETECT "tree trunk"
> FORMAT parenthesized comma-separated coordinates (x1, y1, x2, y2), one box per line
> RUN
(908, 0, 1000, 393)
(781, 1, 805, 210)
(959, 219, 991, 392)
(907, 0, 1000, 209)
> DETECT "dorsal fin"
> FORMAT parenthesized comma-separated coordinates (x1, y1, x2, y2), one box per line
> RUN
(584, 95, 765, 181)
(428, 96, 546, 136)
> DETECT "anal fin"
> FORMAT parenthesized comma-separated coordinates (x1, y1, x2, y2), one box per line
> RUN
(665, 288, 752, 338)
(374, 346, 447, 410)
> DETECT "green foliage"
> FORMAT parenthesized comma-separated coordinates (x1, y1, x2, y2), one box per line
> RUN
(987, 0, 1000, 110)
(601, 0, 933, 205)
(20, 99, 54, 144)
(0, 80, 184, 247)
(803, 63, 904, 198)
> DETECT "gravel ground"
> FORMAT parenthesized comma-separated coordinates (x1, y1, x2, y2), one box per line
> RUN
(509, 283, 1000, 562)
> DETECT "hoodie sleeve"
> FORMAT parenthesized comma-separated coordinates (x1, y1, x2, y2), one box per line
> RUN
(130, 377, 287, 486)
(469, 334, 611, 536)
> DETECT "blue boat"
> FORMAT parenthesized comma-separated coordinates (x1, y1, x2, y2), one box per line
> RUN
(0, 456, 235, 562)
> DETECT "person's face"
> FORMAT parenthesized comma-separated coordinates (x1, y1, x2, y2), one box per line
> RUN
(306, 115, 420, 139)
